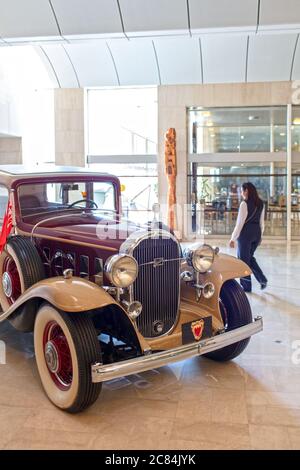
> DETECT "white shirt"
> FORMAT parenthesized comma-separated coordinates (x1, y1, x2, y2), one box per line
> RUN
(231, 201, 265, 242)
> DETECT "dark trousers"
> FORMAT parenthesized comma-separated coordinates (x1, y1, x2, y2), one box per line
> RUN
(237, 235, 267, 292)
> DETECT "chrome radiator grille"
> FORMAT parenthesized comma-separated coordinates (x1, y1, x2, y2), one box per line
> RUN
(132, 235, 181, 338)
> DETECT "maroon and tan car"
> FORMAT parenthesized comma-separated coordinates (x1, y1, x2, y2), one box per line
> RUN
(0, 166, 262, 412)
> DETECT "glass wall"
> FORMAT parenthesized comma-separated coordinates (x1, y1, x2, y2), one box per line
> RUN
(87, 86, 158, 225)
(87, 87, 157, 156)
(188, 163, 287, 237)
(86, 162, 157, 225)
(188, 106, 287, 154)
(292, 107, 300, 238)
(187, 105, 300, 239)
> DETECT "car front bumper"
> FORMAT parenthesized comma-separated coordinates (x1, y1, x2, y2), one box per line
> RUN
(91, 316, 263, 383)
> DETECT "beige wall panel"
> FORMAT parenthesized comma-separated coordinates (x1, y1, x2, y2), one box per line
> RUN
(55, 89, 84, 111)
(55, 109, 84, 132)
(54, 89, 85, 167)
(55, 152, 85, 167)
(0, 137, 22, 164)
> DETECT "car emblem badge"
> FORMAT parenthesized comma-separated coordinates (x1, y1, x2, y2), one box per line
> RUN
(191, 319, 205, 341)
(153, 257, 164, 268)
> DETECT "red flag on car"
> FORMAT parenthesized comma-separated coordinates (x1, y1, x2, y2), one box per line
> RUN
(0, 201, 13, 253)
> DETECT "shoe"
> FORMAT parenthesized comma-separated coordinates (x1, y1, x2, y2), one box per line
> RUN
(260, 282, 267, 290)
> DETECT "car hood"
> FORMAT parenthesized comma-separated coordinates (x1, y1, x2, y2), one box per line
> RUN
(20, 214, 146, 253)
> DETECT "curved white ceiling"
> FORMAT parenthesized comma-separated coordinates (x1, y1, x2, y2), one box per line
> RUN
(1, 0, 300, 86)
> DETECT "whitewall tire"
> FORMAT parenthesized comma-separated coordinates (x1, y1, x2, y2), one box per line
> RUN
(34, 303, 102, 413)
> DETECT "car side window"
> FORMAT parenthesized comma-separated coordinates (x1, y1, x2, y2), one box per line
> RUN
(0, 186, 9, 229)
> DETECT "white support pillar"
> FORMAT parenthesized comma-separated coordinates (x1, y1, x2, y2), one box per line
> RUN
(287, 104, 292, 242)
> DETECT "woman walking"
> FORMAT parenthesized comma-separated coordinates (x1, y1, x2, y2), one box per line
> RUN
(229, 182, 268, 292)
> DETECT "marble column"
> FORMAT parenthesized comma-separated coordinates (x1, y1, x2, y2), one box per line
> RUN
(54, 89, 85, 167)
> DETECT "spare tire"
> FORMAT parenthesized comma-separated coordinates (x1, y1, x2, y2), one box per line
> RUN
(0, 235, 45, 312)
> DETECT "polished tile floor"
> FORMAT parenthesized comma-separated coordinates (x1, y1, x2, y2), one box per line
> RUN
(0, 242, 300, 450)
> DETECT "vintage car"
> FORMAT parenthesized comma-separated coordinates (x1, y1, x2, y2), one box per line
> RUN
(0, 166, 262, 413)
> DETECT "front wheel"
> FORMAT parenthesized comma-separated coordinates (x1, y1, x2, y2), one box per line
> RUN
(204, 279, 253, 362)
(34, 304, 102, 413)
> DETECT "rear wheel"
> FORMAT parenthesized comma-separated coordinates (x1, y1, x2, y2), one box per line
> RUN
(34, 303, 102, 413)
(204, 279, 253, 361)
(0, 235, 45, 310)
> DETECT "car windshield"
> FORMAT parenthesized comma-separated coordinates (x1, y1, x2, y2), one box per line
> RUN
(18, 180, 116, 218)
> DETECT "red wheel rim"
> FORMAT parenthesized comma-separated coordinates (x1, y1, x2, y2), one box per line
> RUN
(2, 256, 22, 305)
(43, 321, 73, 391)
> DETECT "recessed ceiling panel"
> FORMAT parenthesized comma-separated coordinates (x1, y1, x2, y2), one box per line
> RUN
(154, 37, 201, 84)
(119, 0, 189, 36)
(0, 0, 59, 39)
(64, 42, 119, 86)
(247, 34, 297, 82)
(189, 0, 257, 33)
(41, 45, 79, 87)
(107, 38, 160, 85)
(201, 35, 248, 83)
(259, 0, 300, 32)
(51, 0, 123, 37)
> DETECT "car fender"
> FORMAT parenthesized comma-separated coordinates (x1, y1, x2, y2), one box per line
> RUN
(1, 276, 119, 316)
(181, 253, 251, 326)
(0, 277, 148, 352)
(211, 252, 251, 279)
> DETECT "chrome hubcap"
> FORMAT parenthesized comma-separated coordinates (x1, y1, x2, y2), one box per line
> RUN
(44, 341, 59, 373)
(2, 272, 12, 298)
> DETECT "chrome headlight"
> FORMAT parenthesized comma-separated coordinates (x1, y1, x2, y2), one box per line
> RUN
(184, 244, 215, 273)
(202, 282, 215, 299)
(105, 254, 138, 288)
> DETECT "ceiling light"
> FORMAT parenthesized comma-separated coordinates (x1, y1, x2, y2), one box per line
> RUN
(206, 121, 213, 127)
(248, 115, 259, 121)
(240, 135, 245, 140)
(210, 134, 215, 138)
(280, 133, 286, 136)
(293, 118, 300, 125)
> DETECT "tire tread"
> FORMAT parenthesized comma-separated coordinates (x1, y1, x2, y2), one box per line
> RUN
(53, 309, 102, 413)
(204, 279, 252, 362)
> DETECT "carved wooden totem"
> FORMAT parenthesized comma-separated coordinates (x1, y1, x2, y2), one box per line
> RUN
(164, 128, 177, 231)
